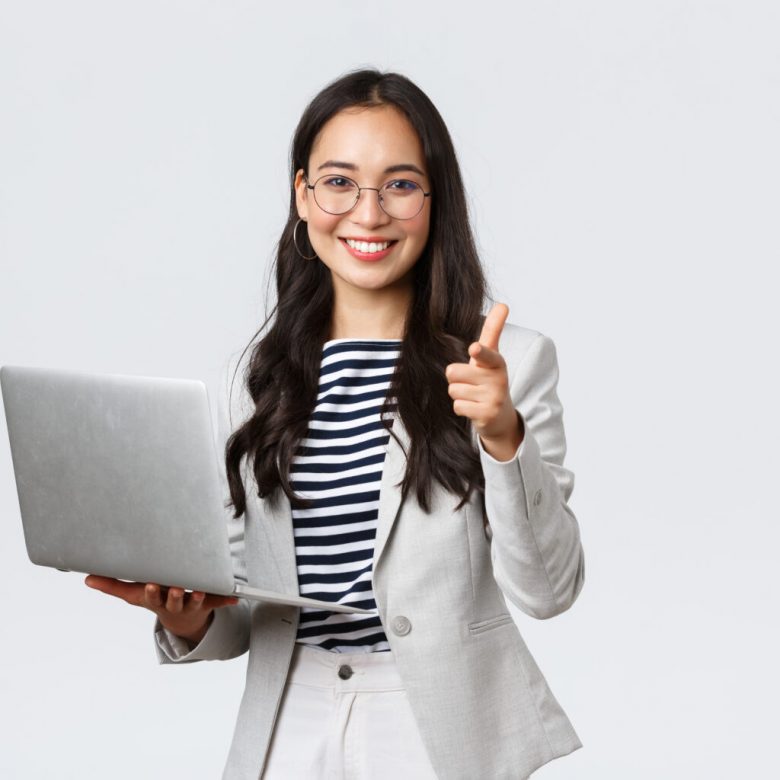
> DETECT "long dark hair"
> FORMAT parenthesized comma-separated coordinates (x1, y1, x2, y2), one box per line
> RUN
(225, 68, 489, 519)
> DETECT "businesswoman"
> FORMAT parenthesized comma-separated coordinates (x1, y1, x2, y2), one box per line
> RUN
(87, 68, 585, 779)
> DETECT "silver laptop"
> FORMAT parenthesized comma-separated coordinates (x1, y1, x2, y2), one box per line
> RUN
(0, 365, 373, 615)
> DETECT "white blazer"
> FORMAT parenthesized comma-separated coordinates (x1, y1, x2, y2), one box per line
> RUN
(155, 322, 585, 779)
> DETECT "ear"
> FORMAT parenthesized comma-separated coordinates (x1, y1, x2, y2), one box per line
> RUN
(294, 169, 310, 221)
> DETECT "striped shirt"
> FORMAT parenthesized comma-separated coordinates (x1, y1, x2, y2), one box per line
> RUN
(289, 338, 402, 653)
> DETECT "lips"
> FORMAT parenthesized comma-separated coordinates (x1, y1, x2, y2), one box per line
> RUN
(339, 237, 398, 262)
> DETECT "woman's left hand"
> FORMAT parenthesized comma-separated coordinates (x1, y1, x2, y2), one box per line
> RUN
(445, 302, 524, 462)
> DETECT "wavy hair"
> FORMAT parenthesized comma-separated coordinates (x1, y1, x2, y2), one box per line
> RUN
(225, 68, 489, 519)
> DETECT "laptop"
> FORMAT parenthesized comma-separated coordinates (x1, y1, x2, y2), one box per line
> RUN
(0, 365, 374, 615)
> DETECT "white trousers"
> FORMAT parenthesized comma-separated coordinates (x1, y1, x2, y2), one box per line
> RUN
(261, 642, 439, 779)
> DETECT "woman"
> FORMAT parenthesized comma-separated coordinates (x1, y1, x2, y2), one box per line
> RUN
(87, 68, 585, 779)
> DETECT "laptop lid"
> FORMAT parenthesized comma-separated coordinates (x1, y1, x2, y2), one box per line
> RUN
(1, 365, 255, 595)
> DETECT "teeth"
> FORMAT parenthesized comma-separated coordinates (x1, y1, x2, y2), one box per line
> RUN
(345, 239, 391, 253)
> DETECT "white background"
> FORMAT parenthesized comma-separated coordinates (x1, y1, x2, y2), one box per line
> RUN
(1, 1, 778, 777)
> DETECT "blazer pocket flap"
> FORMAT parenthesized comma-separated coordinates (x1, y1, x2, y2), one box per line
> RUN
(468, 613, 514, 635)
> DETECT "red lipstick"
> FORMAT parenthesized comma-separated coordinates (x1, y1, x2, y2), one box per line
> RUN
(339, 237, 398, 262)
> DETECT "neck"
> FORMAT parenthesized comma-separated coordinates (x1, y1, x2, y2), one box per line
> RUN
(328, 281, 412, 341)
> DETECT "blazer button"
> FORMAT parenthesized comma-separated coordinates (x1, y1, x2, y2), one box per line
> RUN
(533, 489, 542, 507)
(338, 664, 353, 680)
(391, 615, 412, 636)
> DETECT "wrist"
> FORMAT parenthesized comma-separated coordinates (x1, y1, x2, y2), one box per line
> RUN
(479, 411, 524, 461)
(172, 611, 214, 646)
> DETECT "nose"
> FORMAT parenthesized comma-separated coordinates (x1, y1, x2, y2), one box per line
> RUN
(349, 187, 391, 227)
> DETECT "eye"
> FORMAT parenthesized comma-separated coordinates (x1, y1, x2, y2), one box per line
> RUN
(321, 176, 354, 189)
(384, 179, 420, 193)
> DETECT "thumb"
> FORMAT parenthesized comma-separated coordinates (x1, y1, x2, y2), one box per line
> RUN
(478, 303, 509, 351)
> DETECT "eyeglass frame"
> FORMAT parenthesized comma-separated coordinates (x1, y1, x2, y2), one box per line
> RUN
(304, 173, 432, 221)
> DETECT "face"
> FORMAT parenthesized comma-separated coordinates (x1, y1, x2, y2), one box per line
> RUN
(294, 104, 431, 300)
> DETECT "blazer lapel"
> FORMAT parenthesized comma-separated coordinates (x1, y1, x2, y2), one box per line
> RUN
(373, 414, 411, 573)
(257, 487, 298, 594)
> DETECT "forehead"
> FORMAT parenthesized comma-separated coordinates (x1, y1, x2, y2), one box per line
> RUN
(309, 105, 426, 172)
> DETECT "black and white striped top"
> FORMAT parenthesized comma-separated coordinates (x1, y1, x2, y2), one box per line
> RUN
(290, 338, 401, 653)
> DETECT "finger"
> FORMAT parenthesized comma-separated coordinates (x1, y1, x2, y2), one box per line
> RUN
(85, 575, 146, 606)
(166, 587, 185, 614)
(144, 583, 164, 610)
(445, 362, 492, 385)
(446, 382, 485, 403)
(467, 342, 504, 369)
(452, 398, 484, 420)
(85, 574, 115, 590)
(476, 303, 509, 354)
(183, 591, 206, 613)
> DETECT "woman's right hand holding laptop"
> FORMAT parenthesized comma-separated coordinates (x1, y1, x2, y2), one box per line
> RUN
(84, 575, 239, 645)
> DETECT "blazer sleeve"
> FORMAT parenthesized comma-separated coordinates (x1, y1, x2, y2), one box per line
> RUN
(478, 331, 585, 620)
(154, 352, 252, 663)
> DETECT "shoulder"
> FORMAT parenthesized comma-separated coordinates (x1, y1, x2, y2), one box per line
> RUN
(496, 321, 544, 354)
(484, 320, 563, 391)
(477, 313, 543, 351)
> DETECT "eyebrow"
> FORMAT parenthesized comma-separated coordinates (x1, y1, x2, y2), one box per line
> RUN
(316, 160, 427, 176)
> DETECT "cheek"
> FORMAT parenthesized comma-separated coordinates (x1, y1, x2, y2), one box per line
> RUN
(309, 212, 342, 236)
(408, 214, 431, 245)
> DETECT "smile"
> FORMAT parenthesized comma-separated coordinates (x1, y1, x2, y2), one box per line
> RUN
(339, 238, 398, 261)
(344, 238, 395, 253)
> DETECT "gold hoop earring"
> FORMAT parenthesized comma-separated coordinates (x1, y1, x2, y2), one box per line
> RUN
(293, 218, 318, 260)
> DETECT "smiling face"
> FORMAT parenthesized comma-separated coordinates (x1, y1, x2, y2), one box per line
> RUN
(294, 104, 431, 311)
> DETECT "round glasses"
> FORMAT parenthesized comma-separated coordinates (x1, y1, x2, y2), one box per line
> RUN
(306, 174, 431, 220)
